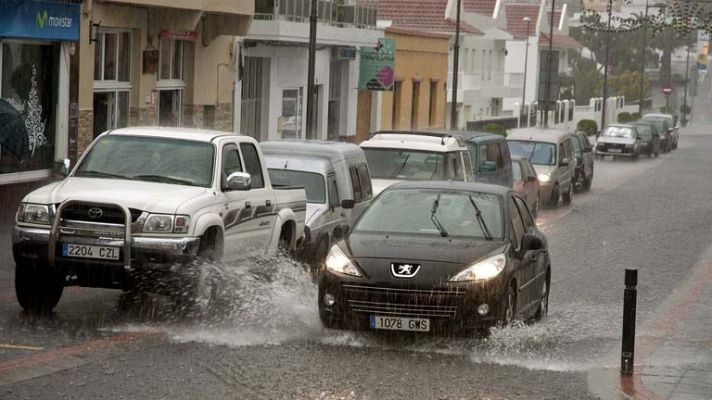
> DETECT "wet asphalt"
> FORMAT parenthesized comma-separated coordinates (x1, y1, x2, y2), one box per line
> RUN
(2, 127, 712, 399)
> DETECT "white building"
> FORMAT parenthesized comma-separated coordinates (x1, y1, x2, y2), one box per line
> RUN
(235, 0, 380, 142)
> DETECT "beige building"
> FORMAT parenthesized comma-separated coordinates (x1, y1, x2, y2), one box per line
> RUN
(77, 0, 253, 153)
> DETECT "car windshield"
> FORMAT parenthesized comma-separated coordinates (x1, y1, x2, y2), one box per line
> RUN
(601, 127, 635, 139)
(508, 140, 557, 166)
(363, 148, 463, 181)
(512, 161, 522, 181)
(74, 135, 214, 187)
(354, 188, 503, 239)
(268, 169, 325, 204)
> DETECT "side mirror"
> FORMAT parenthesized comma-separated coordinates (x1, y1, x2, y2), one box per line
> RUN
(341, 199, 355, 209)
(226, 172, 251, 191)
(521, 233, 544, 253)
(332, 224, 350, 240)
(481, 160, 497, 173)
(59, 158, 71, 176)
(560, 158, 570, 166)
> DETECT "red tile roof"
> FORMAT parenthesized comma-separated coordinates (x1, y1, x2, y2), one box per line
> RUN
(539, 33, 583, 49)
(378, 0, 483, 34)
(547, 10, 562, 28)
(505, 3, 539, 38)
(463, 0, 497, 17)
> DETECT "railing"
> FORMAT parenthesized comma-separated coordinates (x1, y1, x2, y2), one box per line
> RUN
(255, 0, 377, 29)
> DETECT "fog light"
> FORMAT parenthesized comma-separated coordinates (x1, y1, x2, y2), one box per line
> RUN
(323, 293, 336, 306)
(477, 304, 489, 316)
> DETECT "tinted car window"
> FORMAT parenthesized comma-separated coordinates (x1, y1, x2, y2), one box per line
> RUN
(479, 143, 501, 171)
(508, 141, 557, 166)
(350, 166, 363, 203)
(514, 196, 534, 229)
(357, 164, 372, 201)
(223, 144, 242, 176)
(239, 143, 265, 188)
(510, 197, 525, 249)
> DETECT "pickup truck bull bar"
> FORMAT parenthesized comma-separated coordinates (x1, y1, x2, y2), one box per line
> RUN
(48, 200, 133, 271)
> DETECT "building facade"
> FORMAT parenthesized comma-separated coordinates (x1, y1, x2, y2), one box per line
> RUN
(236, 0, 380, 142)
(77, 0, 254, 154)
(0, 0, 79, 186)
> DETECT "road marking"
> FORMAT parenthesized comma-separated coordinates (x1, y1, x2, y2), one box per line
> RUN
(618, 260, 712, 399)
(0, 344, 43, 351)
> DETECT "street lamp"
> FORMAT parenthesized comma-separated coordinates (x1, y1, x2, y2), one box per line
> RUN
(600, 0, 613, 131)
(682, 44, 692, 125)
(450, 0, 463, 129)
(521, 17, 532, 111)
(305, 0, 318, 139)
(543, 0, 556, 127)
(638, 2, 668, 115)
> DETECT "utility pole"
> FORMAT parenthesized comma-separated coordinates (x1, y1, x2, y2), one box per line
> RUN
(543, 0, 555, 127)
(601, 0, 613, 131)
(638, 0, 650, 115)
(683, 44, 691, 125)
(305, 0, 318, 139)
(450, 0, 462, 129)
(522, 17, 532, 110)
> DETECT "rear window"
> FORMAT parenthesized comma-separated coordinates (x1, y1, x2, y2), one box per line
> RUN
(363, 148, 465, 181)
(508, 140, 557, 166)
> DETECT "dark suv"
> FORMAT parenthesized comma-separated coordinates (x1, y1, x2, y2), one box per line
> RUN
(569, 131, 594, 192)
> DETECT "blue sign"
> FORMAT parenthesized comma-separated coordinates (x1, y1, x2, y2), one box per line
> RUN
(0, 0, 80, 41)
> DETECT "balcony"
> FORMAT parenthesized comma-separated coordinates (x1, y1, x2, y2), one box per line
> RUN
(105, 0, 253, 16)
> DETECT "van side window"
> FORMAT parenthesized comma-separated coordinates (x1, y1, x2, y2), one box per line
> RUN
(357, 164, 372, 201)
(349, 167, 363, 203)
(571, 136, 582, 155)
(498, 142, 510, 169)
(479, 143, 500, 172)
(239, 143, 265, 189)
(558, 143, 565, 164)
(328, 175, 339, 208)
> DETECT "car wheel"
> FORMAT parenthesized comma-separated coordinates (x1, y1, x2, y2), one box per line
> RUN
(534, 270, 550, 322)
(15, 260, 64, 314)
(548, 185, 560, 208)
(562, 182, 573, 205)
(500, 285, 516, 326)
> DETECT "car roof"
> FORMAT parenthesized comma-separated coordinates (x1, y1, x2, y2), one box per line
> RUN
(260, 140, 365, 162)
(507, 127, 571, 143)
(385, 180, 512, 196)
(106, 127, 237, 143)
(362, 131, 467, 151)
(643, 113, 673, 119)
(606, 124, 636, 128)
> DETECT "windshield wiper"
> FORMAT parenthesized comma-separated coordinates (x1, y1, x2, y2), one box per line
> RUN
(132, 174, 194, 186)
(468, 195, 493, 241)
(389, 154, 411, 178)
(74, 170, 131, 180)
(430, 194, 449, 237)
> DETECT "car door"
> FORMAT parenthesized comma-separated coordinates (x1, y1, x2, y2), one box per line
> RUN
(509, 195, 535, 311)
(559, 139, 574, 191)
(523, 161, 538, 208)
(219, 142, 251, 259)
(514, 195, 546, 310)
(239, 141, 277, 255)
(580, 134, 594, 178)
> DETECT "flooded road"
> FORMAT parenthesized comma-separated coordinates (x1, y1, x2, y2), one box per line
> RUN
(2, 130, 712, 399)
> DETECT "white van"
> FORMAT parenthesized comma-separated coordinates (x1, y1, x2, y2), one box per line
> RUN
(359, 131, 473, 196)
(262, 140, 372, 264)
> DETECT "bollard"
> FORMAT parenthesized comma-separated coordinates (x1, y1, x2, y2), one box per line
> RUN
(621, 269, 638, 375)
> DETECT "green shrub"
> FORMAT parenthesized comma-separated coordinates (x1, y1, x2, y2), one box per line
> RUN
(617, 112, 632, 123)
(482, 123, 507, 137)
(577, 119, 598, 136)
(629, 112, 640, 121)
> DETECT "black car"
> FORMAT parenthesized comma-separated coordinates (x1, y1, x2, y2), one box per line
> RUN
(569, 131, 595, 192)
(630, 121, 660, 158)
(318, 181, 551, 335)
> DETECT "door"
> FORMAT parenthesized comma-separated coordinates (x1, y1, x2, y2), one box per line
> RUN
(219, 142, 251, 259)
(239, 142, 277, 254)
(514, 196, 547, 311)
(509, 196, 536, 311)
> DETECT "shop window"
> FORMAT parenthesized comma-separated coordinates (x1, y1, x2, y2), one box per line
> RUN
(0, 42, 57, 174)
(93, 30, 131, 137)
(93, 91, 129, 137)
(281, 88, 303, 139)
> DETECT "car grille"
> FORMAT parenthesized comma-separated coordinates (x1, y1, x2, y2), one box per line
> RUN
(342, 284, 464, 319)
(61, 204, 142, 224)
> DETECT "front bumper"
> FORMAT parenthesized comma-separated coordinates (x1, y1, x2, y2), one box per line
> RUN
(596, 145, 637, 156)
(13, 225, 200, 289)
(318, 270, 506, 333)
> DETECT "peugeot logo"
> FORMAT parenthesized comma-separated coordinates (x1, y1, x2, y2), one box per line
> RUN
(391, 263, 421, 278)
(87, 207, 103, 219)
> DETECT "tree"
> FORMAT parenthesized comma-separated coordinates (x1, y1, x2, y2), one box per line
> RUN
(577, 119, 598, 136)
(609, 70, 650, 101)
(560, 54, 601, 104)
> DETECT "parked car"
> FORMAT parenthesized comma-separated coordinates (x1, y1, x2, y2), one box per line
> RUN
(568, 132, 594, 192)
(12, 127, 307, 313)
(262, 140, 372, 266)
(630, 121, 660, 158)
(360, 131, 472, 196)
(318, 181, 551, 335)
(508, 128, 577, 208)
(511, 156, 540, 216)
(459, 132, 513, 188)
(641, 115, 672, 152)
(595, 124, 643, 159)
(642, 113, 678, 150)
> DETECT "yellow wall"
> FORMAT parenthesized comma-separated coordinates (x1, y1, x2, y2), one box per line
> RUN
(380, 31, 449, 131)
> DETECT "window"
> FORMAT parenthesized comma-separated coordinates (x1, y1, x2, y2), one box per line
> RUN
(241, 57, 266, 140)
(462, 152, 473, 180)
(479, 143, 501, 172)
(157, 38, 186, 127)
(429, 81, 438, 127)
(558, 143, 565, 164)
(498, 142, 510, 169)
(281, 88, 303, 139)
(349, 166, 363, 203)
(240, 143, 265, 188)
(222, 144, 243, 179)
(357, 164, 372, 201)
(159, 39, 184, 81)
(571, 136, 582, 155)
(510, 197, 525, 249)
(158, 90, 182, 127)
(93, 30, 131, 137)
(514, 196, 535, 229)
(328, 59, 345, 138)
(328, 176, 340, 208)
(411, 81, 420, 130)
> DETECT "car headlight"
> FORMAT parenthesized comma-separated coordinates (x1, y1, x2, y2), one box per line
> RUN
(16, 203, 51, 225)
(537, 174, 551, 183)
(325, 245, 361, 277)
(450, 254, 506, 282)
(142, 214, 191, 233)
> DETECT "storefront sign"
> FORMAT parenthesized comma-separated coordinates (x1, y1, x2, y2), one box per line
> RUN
(0, 0, 80, 41)
(159, 29, 198, 41)
(358, 38, 395, 91)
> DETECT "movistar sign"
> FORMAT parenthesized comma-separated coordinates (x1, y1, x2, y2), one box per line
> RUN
(1, 0, 80, 41)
